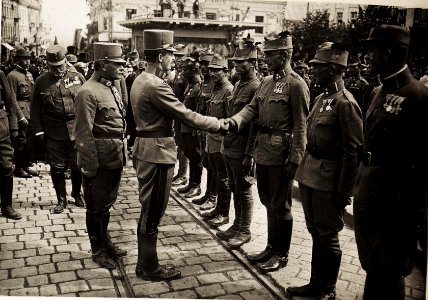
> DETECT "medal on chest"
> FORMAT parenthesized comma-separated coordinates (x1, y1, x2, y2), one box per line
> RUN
(319, 98, 334, 113)
(274, 82, 286, 94)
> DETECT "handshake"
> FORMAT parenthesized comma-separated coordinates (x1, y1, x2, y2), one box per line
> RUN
(218, 118, 238, 136)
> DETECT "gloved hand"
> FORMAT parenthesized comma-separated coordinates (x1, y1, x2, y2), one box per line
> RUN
(284, 162, 298, 180)
(242, 155, 254, 176)
(337, 192, 352, 211)
(81, 168, 97, 178)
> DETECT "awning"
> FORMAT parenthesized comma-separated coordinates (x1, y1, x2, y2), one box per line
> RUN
(1, 43, 14, 50)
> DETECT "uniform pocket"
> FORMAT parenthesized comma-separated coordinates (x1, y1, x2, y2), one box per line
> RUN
(17, 82, 30, 99)
(0, 110, 10, 140)
(97, 103, 116, 120)
(315, 116, 337, 151)
(41, 91, 55, 107)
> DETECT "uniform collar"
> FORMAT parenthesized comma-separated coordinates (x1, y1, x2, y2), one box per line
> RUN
(273, 65, 292, 81)
(94, 73, 114, 87)
(238, 72, 257, 85)
(213, 77, 229, 91)
(323, 79, 345, 96)
(15, 65, 28, 74)
(381, 65, 413, 92)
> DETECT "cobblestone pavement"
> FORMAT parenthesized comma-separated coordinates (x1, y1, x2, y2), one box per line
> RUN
(0, 161, 425, 299)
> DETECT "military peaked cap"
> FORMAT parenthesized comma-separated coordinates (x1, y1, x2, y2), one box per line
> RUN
(363, 24, 410, 46)
(310, 42, 348, 67)
(46, 45, 67, 66)
(263, 31, 293, 52)
(93, 42, 126, 63)
(143, 29, 177, 52)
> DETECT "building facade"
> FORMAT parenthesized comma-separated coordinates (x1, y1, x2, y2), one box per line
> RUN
(1, 0, 43, 62)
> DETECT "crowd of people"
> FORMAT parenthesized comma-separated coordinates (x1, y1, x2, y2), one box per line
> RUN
(0, 25, 426, 300)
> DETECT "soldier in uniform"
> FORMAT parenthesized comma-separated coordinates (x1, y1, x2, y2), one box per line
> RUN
(193, 51, 218, 209)
(287, 42, 363, 300)
(217, 44, 259, 248)
(344, 56, 369, 108)
(130, 29, 228, 281)
(171, 45, 189, 186)
(294, 61, 311, 88)
(227, 32, 309, 272)
(0, 70, 22, 219)
(353, 25, 428, 300)
(74, 42, 128, 269)
(7, 47, 37, 178)
(176, 56, 203, 198)
(31, 45, 85, 213)
(201, 54, 233, 228)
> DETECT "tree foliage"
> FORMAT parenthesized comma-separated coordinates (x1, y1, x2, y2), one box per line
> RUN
(291, 5, 399, 61)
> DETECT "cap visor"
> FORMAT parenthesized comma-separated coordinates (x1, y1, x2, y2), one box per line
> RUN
(309, 58, 328, 64)
(107, 58, 127, 63)
(47, 58, 66, 66)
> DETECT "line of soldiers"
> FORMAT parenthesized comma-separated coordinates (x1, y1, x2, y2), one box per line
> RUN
(0, 24, 426, 300)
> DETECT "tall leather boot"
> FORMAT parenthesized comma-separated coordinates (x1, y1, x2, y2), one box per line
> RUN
(247, 208, 275, 263)
(227, 190, 253, 248)
(0, 174, 22, 219)
(207, 172, 230, 228)
(217, 192, 241, 241)
(192, 167, 214, 205)
(136, 232, 181, 281)
(318, 252, 342, 300)
(86, 211, 116, 269)
(51, 168, 67, 214)
(287, 235, 322, 296)
(172, 150, 188, 186)
(257, 217, 292, 272)
(177, 150, 189, 178)
(102, 212, 127, 258)
(70, 168, 85, 207)
(13, 150, 31, 178)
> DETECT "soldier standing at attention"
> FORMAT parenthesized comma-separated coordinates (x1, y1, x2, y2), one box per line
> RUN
(130, 29, 228, 281)
(74, 42, 128, 269)
(7, 47, 37, 178)
(31, 45, 85, 213)
(202, 54, 233, 228)
(192, 51, 218, 209)
(353, 25, 428, 300)
(217, 44, 259, 248)
(287, 42, 363, 300)
(227, 32, 309, 273)
(0, 70, 22, 219)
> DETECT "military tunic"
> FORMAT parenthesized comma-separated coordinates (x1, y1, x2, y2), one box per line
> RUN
(31, 70, 85, 168)
(231, 65, 309, 233)
(7, 66, 35, 169)
(0, 70, 17, 172)
(295, 79, 363, 254)
(354, 67, 428, 279)
(130, 63, 219, 274)
(75, 73, 127, 213)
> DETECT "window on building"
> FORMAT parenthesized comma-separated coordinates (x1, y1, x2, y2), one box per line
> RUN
(103, 17, 108, 30)
(206, 13, 216, 20)
(337, 12, 343, 21)
(350, 11, 357, 21)
(126, 8, 137, 20)
(235, 14, 240, 21)
(255, 15, 264, 23)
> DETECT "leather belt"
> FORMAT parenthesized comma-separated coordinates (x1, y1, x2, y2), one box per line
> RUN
(307, 146, 341, 161)
(254, 122, 290, 136)
(93, 132, 124, 140)
(44, 111, 75, 121)
(137, 129, 174, 138)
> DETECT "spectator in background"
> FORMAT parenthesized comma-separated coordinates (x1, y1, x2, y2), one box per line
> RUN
(193, 0, 200, 19)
